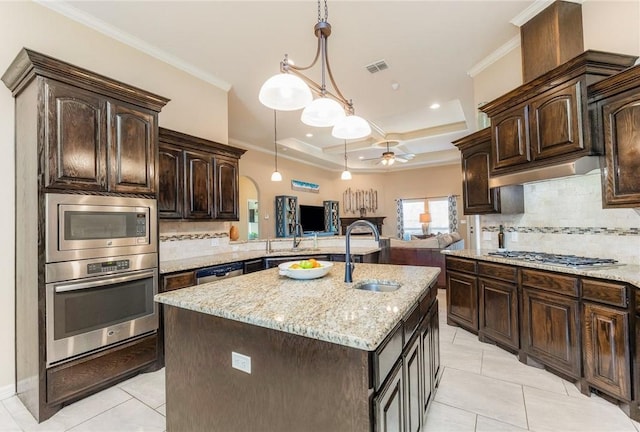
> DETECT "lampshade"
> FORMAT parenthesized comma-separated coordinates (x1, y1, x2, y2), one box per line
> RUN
(331, 114, 371, 139)
(301, 97, 346, 127)
(419, 213, 431, 223)
(271, 170, 283, 182)
(259, 73, 313, 111)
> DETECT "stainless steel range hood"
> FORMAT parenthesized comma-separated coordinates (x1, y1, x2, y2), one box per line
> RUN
(488, 156, 601, 188)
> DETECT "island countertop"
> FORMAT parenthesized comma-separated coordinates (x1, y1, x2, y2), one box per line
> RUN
(442, 249, 640, 287)
(155, 262, 440, 351)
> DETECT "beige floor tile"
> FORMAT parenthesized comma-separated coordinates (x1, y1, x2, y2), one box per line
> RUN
(156, 404, 166, 416)
(452, 328, 506, 354)
(68, 399, 165, 432)
(524, 385, 637, 432)
(476, 415, 528, 432)
(0, 400, 21, 432)
(632, 418, 640, 432)
(118, 369, 165, 409)
(440, 339, 484, 374)
(481, 350, 567, 394)
(562, 379, 587, 398)
(423, 401, 476, 432)
(435, 367, 528, 429)
(2, 387, 132, 432)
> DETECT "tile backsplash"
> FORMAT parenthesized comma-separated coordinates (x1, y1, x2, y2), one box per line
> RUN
(479, 172, 640, 265)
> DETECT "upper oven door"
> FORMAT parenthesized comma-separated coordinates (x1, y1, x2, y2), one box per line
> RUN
(46, 193, 157, 263)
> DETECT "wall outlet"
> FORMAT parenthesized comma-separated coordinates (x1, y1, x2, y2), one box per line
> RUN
(482, 231, 492, 241)
(211, 238, 219, 246)
(232, 352, 251, 374)
(510, 232, 519, 242)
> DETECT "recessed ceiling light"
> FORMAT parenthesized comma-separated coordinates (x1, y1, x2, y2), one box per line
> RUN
(358, 156, 364, 160)
(305, 133, 313, 138)
(391, 81, 400, 91)
(430, 103, 440, 109)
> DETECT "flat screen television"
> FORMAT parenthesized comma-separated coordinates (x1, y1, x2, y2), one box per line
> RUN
(299, 205, 325, 233)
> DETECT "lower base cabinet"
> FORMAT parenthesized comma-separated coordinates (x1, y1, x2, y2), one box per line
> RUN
(479, 277, 519, 350)
(522, 286, 581, 378)
(583, 302, 631, 400)
(446, 271, 478, 332)
(374, 297, 440, 432)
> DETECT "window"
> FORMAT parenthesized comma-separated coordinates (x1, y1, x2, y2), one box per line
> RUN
(401, 197, 449, 236)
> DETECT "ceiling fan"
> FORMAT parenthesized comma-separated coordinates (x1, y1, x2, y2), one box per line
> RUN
(362, 142, 415, 165)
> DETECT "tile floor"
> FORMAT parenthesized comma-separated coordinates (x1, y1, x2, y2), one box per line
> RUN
(1, 290, 639, 431)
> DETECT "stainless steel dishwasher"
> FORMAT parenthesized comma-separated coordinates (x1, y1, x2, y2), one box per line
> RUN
(195, 262, 244, 284)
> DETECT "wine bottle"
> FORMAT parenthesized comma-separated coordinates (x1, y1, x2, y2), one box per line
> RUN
(498, 225, 505, 249)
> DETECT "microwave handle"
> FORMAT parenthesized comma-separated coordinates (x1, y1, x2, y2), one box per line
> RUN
(54, 269, 156, 293)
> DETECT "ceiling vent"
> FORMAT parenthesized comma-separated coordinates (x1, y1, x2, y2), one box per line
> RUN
(365, 60, 389, 74)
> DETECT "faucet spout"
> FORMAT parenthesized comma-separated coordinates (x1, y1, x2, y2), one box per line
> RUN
(344, 220, 380, 283)
(292, 223, 303, 249)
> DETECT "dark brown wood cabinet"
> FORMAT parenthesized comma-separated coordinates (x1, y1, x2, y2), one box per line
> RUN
(184, 150, 214, 219)
(158, 144, 183, 218)
(491, 104, 531, 171)
(45, 80, 107, 191)
(529, 80, 583, 161)
(214, 155, 240, 220)
(445, 257, 478, 332)
(43, 79, 158, 195)
(521, 269, 581, 378)
(589, 64, 640, 208)
(453, 128, 524, 215)
(158, 128, 245, 221)
(340, 216, 385, 235)
(374, 362, 404, 432)
(2, 48, 169, 423)
(403, 335, 421, 432)
(582, 301, 631, 400)
(478, 261, 519, 350)
(481, 51, 636, 177)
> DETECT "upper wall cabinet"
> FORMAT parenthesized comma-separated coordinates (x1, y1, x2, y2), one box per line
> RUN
(453, 128, 524, 215)
(481, 51, 637, 177)
(589, 64, 640, 208)
(158, 128, 245, 221)
(2, 48, 169, 195)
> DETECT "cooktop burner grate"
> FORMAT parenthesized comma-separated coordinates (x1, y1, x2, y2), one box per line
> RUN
(487, 251, 622, 268)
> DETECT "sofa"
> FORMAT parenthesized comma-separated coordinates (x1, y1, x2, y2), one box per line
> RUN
(388, 232, 464, 287)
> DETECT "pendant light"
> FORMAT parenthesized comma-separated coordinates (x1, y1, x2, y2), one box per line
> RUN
(270, 110, 282, 181)
(259, 0, 371, 138)
(341, 139, 352, 180)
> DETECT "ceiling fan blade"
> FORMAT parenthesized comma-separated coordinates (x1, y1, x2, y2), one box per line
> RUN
(396, 157, 409, 163)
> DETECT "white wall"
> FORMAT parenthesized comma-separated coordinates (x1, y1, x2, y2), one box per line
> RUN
(0, 1, 229, 397)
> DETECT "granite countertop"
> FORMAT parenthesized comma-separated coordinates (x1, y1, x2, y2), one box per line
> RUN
(442, 249, 640, 287)
(160, 247, 380, 274)
(155, 263, 440, 351)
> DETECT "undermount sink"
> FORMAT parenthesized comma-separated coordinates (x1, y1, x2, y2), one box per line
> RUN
(353, 280, 401, 292)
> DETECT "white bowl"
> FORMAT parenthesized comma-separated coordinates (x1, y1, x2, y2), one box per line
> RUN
(278, 260, 333, 280)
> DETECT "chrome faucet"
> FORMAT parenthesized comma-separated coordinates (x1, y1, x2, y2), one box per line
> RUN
(345, 220, 380, 283)
(292, 223, 303, 249)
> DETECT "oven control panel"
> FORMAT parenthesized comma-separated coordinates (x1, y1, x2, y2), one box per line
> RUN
(87, 259, 131, 274)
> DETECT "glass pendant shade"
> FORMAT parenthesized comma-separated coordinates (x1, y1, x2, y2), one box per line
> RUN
(259, 73, 313, 111)
(270, 170, 282, 181)
(332, 114, 371, 139)
(341, 170, 352, 180)
(301, 97, 346, 127)
(388, 158, 395, 165)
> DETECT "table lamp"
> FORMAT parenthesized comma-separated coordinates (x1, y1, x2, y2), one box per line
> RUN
(419, 213, 431, 235)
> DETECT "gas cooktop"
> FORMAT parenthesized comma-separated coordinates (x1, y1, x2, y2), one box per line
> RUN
(487, 251, 623, 269)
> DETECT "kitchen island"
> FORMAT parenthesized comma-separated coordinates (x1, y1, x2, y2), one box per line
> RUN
(155, 263, 441, 432)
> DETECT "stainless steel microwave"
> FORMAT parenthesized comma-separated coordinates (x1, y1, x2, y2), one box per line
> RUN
(46, 193, 157, 263)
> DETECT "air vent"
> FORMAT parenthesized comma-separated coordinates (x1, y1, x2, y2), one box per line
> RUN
(365, 60, 389, 74)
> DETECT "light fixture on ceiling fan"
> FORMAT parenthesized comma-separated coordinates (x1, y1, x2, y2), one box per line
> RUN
(362, 141, 415, 166)
(258, 0, 371, 140)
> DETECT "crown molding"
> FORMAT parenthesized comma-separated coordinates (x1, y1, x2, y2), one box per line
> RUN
(467, 35, 521, 78)
(510, 0, 585, 27)
(34, 0, 232, 92)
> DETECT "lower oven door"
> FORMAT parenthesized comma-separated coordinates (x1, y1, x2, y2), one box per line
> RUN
(46, 268, 158, 366)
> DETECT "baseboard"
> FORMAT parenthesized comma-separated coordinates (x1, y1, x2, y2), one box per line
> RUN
(0, 383, 16, 401)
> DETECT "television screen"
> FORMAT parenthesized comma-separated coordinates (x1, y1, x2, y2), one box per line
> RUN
(299, 205, 325, 233)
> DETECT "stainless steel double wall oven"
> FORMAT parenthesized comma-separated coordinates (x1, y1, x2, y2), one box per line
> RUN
(45, 193, 158, 366)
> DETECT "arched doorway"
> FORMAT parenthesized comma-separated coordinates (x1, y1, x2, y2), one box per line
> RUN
(239, 175, 259, 240)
